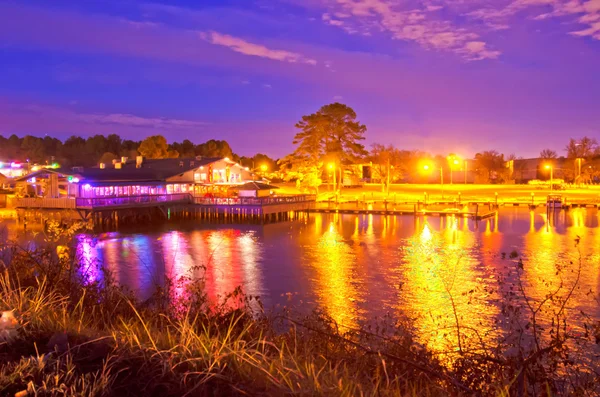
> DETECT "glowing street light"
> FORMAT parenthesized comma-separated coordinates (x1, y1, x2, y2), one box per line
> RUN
(328, 163, 336, 193)
(447, 155, 461, 185)
(422, 163, 444, 199)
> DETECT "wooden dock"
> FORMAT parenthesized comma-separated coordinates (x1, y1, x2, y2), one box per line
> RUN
(12, 194, 316, 227)
(310, 207, 496, 220)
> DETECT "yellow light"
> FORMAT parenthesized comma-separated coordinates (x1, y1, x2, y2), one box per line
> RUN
(423, 164, 430, 171)
(328, 163, 334, 170)
(453, 159, 460, 165)
(260, 164, 267, 172)
(545, 165, 551, 169)
(224, 157, 230, 162)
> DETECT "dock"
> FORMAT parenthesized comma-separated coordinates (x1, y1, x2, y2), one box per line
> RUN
(310, 207, 496, 220)
(12, 194, 316, 227)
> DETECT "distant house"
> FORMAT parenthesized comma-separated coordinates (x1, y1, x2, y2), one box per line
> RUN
(508, 158, 576, 183)
(15, 156, 257, 199)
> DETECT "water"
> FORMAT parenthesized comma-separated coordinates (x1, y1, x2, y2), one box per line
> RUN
(76, 207, 600, 352)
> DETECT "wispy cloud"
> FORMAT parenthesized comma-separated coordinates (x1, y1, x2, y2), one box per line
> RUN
(15, 103, 208, 130)
(318, 0, 501, 60)
(467, 0, 600, 40)
(200, 31, 317, 65)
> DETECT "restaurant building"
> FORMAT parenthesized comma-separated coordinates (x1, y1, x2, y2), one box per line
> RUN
(16, 156, 258, 199)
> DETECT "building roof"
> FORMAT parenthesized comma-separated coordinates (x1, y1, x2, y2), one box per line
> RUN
(16, 157, 225, 184)
(229, 182, 279, 191)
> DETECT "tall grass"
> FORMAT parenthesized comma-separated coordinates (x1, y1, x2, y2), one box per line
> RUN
(0, 221, 598, 396)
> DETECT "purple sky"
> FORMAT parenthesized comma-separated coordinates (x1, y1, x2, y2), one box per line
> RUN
(1, 0, 599, 158)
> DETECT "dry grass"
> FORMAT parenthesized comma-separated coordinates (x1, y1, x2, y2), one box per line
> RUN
(0, 271, 458, 397)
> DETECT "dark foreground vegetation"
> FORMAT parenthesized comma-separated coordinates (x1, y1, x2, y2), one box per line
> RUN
(0, 222, 599, 396)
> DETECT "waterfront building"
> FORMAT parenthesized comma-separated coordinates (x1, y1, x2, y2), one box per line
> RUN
(14, 156, 258, 199)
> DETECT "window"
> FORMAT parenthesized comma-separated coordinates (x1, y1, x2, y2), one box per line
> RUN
(167, 184, 173, 194)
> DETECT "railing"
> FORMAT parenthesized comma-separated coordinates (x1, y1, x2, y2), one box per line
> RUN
(194, 194, 316, 206)
(14, 197, 77, 209)
(76, 193, 193, 209)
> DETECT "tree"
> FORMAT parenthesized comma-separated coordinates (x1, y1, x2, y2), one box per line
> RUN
(565, 137, 599, 159)
(369, 143, 402, 194)
(195, 140, 235, 159)
(170, 139, 195, 158)
(474, 150, 507, 183)
(98, 152, 118, 165)
(138, 135, 178, 159)
(292, 102, 367, 193)
(540, 149, 558, 159)
(279, 155, 322, 194)
(20, 135, 46, 163)
(61, 136, 87, 166)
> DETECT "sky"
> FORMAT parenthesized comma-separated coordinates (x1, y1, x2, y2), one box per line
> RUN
(0, 0, 599, 158)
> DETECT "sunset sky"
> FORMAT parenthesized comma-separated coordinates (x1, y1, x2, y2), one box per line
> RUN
(1, 0, 599, 158)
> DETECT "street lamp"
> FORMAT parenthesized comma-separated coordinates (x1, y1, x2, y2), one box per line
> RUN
(545, 164, 553, 191)
(423, 164, 444, 199)
(447, 155, 460, 185)
(328, 163, 336, 193)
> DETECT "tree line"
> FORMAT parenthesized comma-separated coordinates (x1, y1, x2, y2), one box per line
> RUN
(0, 134, 278, 171)
(283, 102, 600, 193)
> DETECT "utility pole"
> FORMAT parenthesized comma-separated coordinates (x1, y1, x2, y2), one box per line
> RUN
(440, 167, 444, 199)
(386, 157, 390, 196)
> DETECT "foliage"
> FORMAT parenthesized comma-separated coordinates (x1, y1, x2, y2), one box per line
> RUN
(290, 103, 367, 191)
(540, 149, 558, 159)
(474, 150, 507, 183)
(194, 139, 235, 159)
(565, 136, 599, 159)
(138, 135, 179, 159)
(98, 152, 117, 165)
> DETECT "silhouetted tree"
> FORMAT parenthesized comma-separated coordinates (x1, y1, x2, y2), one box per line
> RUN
(540, 149, 558, 159)
(292, 102, 367, 192)
(138, 135, 178, 159)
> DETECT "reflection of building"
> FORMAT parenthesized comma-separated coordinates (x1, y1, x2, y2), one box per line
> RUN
(15, 156, 257, 198)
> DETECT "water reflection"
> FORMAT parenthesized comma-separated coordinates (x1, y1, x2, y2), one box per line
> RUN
(74, 208, 600, 354)
(400, 218, 498, 353)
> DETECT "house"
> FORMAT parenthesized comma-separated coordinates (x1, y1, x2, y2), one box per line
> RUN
(15, 156, 257, 199)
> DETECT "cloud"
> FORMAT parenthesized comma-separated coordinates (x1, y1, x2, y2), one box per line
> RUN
(76, 112, 208, 129)
(467, 0, 600, 41)
(15, 103, 208, 130)
(318, 0, 501, 60)
(200, 31, 317, 65)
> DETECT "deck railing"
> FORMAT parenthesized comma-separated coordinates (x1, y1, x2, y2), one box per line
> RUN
(16, 194, 315, 210)
(14, 197, 77, 209)
(76, 193, 193, 208)
(194, 194, 316, 206)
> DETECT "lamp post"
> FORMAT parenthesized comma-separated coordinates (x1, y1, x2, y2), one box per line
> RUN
(545, 164, 553, 191)
(577, 158, 582, 184)
(464, 160, 468, 185)
(423, 164, 444, 199)
(328, 163, 336, 193)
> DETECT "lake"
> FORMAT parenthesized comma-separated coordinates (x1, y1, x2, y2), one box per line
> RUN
(76, 207, 600, 352)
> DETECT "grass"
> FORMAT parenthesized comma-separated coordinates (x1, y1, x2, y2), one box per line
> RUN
(1, 223, 598, 396)
(0, 270, 457, 396)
